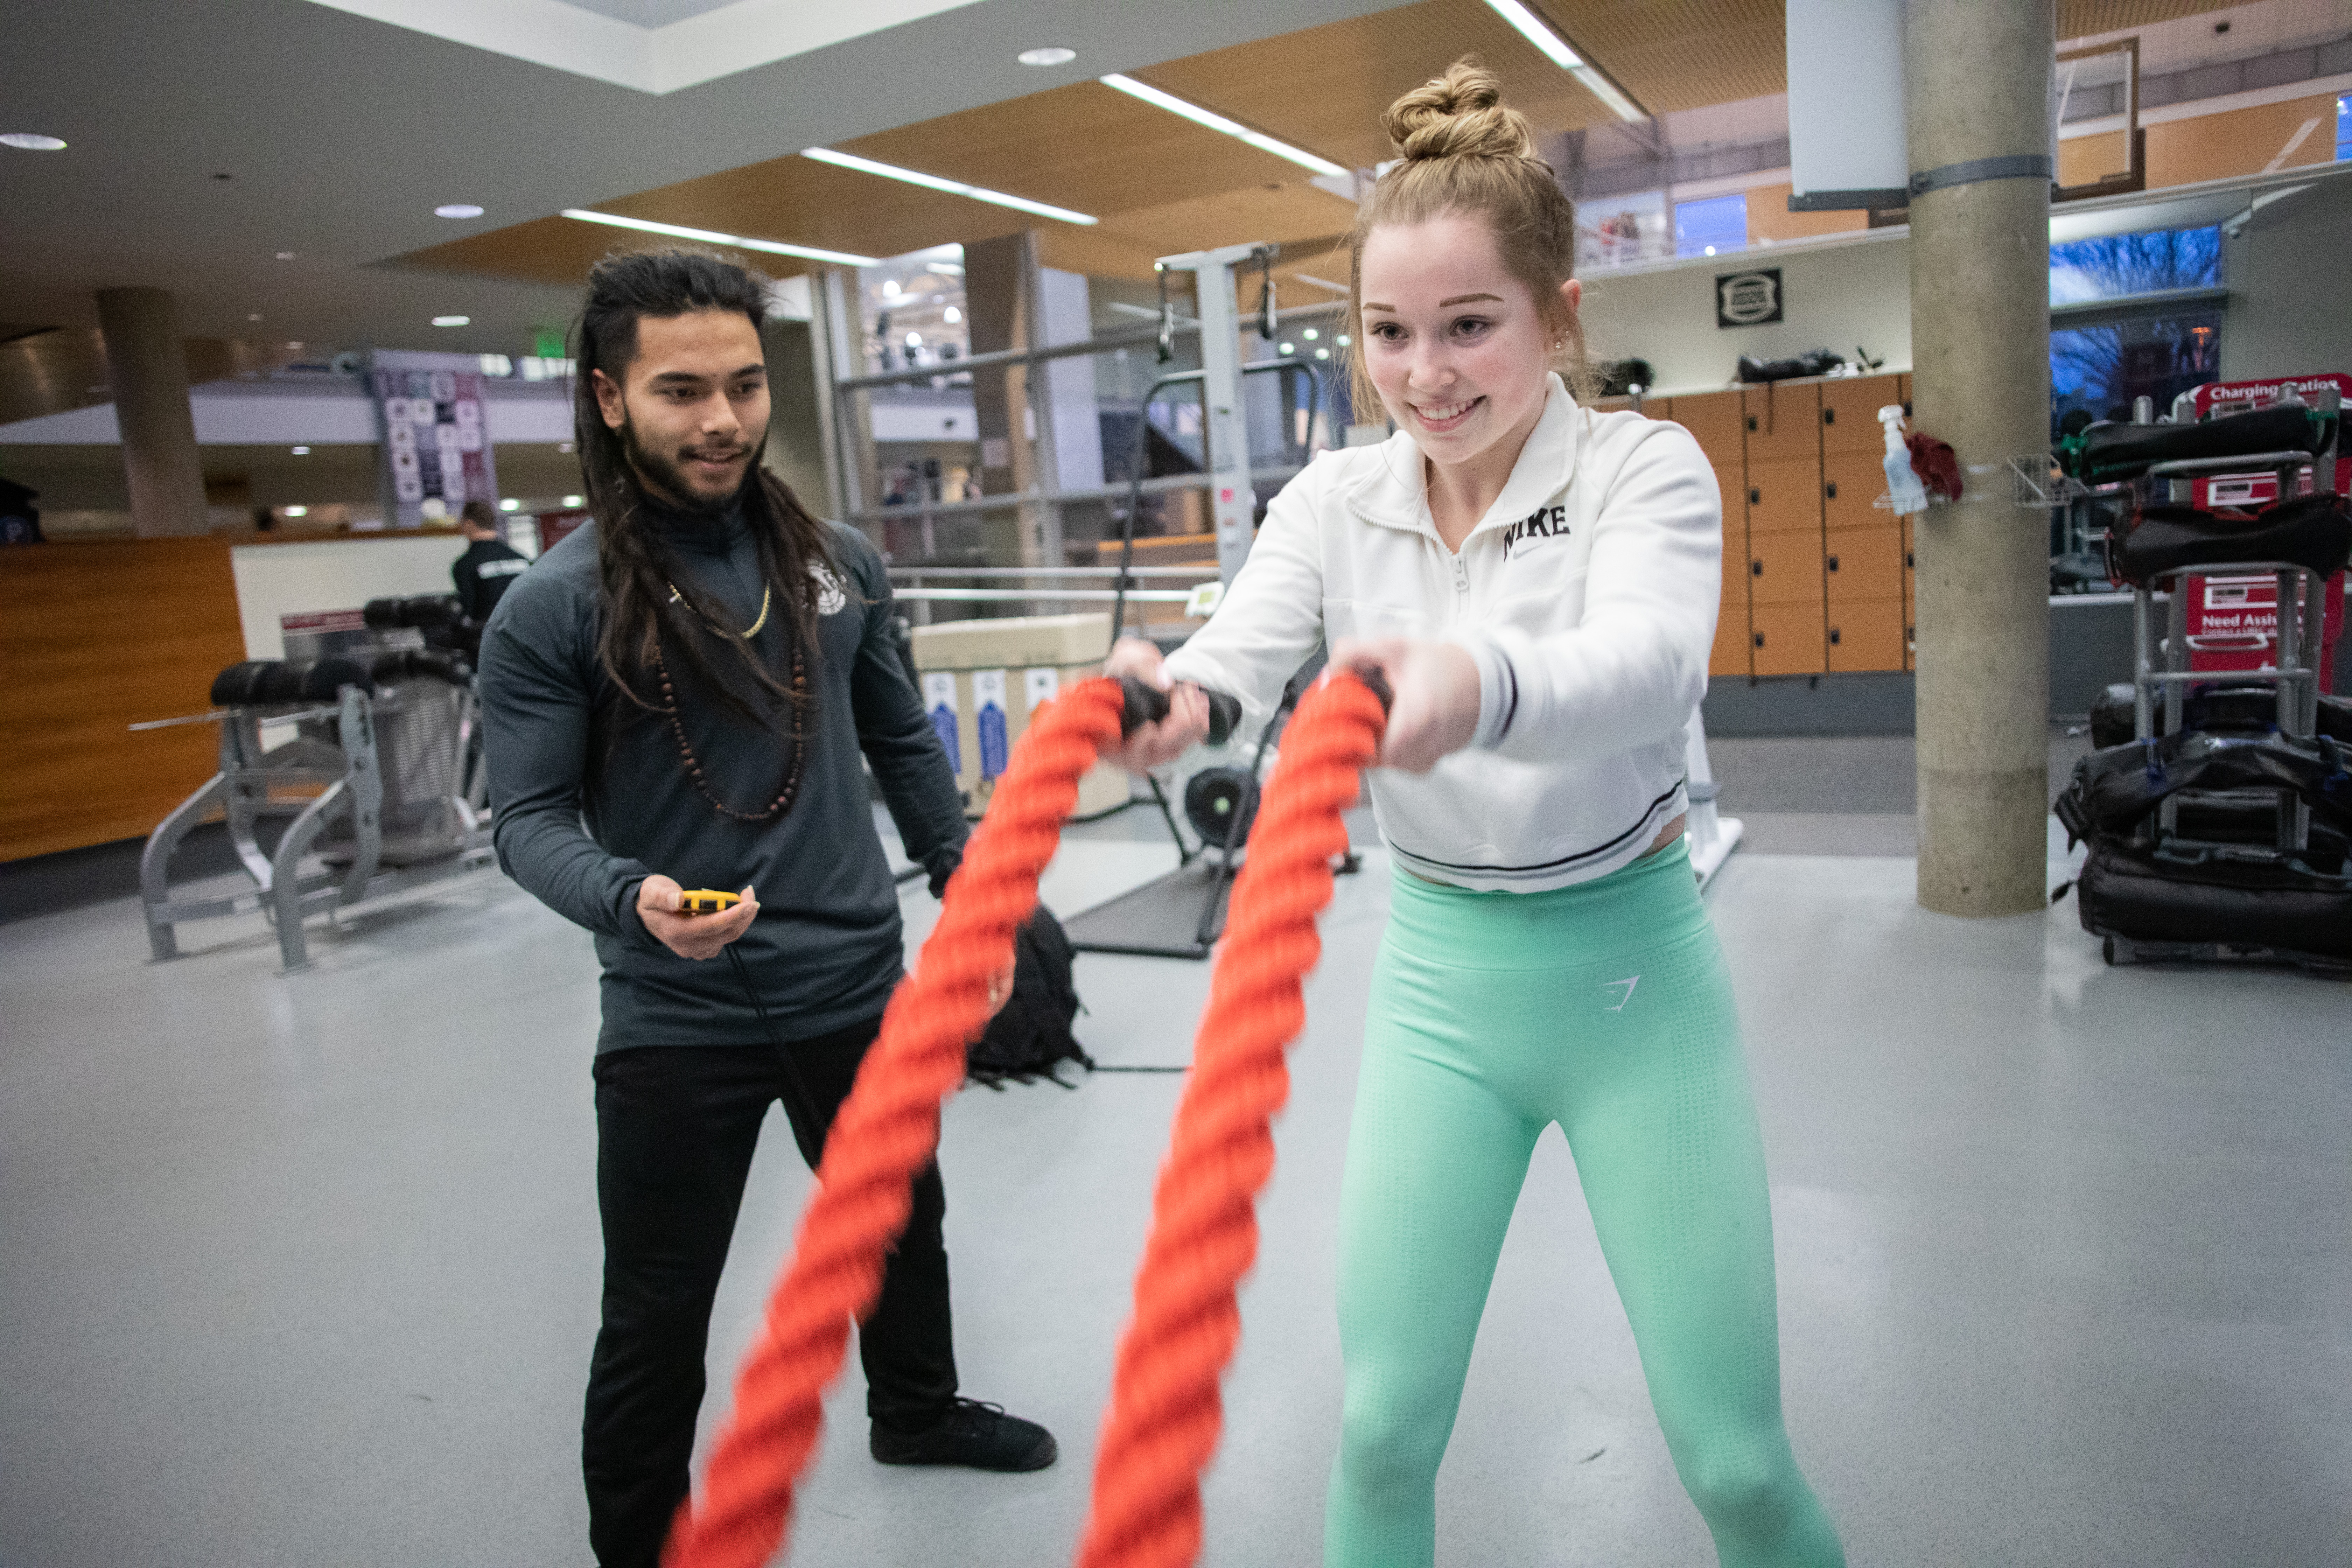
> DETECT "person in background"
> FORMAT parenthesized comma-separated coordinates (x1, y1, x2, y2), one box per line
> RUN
(453, 498, 531, 622)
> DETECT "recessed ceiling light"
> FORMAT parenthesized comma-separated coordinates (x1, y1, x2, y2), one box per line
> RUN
(944, 305, 962, 324)
(275, 250, 298, 260)
(248, 313, 264, 322)
(1, 133, 67, 151)
(500, 498, 520, 512)
(291, 445, 311, 455)
(560, 208, 878, 267)
(433, 315, 470, 327)
(562, 493, 584, 507)
(1017, 46, 1076, 67)
(1097, 75, 1348, 178)
(435, 203, 485, 219)
(284, 505, 309, 518)
(1478, 0, 1646, 122)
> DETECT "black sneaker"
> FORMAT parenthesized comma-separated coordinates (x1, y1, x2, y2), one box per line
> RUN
(870, 1398, 1058, 1471)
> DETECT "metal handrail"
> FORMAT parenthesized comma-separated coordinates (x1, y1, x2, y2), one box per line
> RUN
(848, 462, 1306, 525)
(834, 299, 1347, 392)
(888, 566, 1204, 579)
(894, 587, 1201, 604)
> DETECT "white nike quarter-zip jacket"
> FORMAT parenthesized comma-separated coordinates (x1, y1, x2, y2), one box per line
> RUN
(1162, 374, 1721, 892)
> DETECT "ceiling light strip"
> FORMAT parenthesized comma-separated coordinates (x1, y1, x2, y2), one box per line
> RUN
(560, 208, 879, 267)
(1478, 0, 1649, 124)
(1097, 74, 1349, 179)
(799, 147, 1097, 226)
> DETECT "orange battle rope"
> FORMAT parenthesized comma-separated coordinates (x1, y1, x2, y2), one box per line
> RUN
(1076, 671, 1385, 1568)
(662, 668, 1385, 1568)
(662, 676, 1125, 1568)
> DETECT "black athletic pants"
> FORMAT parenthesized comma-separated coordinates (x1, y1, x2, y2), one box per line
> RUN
(582, 1016, 958, 1568)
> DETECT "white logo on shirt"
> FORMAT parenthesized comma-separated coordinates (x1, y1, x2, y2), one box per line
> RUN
(1601, 976, 1639, 1011)
(810, 563, 846, 616)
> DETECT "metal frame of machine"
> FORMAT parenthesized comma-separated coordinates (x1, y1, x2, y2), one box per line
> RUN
(138, 673, 493, 974)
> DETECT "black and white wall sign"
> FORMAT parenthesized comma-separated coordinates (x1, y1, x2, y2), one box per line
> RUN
(1715, 268, 1784, 328)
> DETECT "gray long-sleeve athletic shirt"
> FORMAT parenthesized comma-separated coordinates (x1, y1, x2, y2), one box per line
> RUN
(477, 495, 967, 1051)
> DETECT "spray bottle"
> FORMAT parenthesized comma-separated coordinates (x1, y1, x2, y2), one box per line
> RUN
(1879, 405, 1928, 516)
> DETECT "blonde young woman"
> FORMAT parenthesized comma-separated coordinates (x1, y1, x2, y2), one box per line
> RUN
(1106, 61, 1846, 1568)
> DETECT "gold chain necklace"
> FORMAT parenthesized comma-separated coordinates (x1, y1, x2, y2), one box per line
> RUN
(667, 580, 770, 639)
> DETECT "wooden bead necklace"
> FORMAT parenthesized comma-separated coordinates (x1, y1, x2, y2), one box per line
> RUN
(654, 581, 806, 823)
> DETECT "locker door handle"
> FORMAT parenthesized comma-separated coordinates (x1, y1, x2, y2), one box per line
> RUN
(1751, 559, 1763, 576)
(1746, 415, 1758, 431)
(1825, 480, 1837, 499)
(1753, 632, 1765, 648)
(1749, 487, 1760, 504)
(1827, 554, 1840, 571)
(1829, 627, 1842, 645)
(1906, 551, 1915, 568)
(1823, 407, 1836, 425)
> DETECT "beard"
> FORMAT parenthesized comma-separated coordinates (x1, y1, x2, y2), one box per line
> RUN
(618, 412, 765, 515)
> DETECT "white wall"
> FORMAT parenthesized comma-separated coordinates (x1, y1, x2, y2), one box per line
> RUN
(2220, 176, 2352, 382)
(1580, 230, 1914, 395)
(229, 536, 471, 658)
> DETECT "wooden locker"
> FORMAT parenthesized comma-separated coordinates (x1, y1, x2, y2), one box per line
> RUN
(1671, 390, 1745, 469)
(1742, 382, 1821, 462)
(1750, 601, 1826, 676)
(1712, 463, 1750, 677)
(1825, 524, 1905, 602)
(1748, 530, 1825, 607)
(1902, 517, 1917, 670)
(1745, 455, 1825, 536)
(1711, 579, 1750, 677)
(1821, 449, 1890, 531)
(1817, 375, 1904, 454)
(1827, 597, 1907, 672)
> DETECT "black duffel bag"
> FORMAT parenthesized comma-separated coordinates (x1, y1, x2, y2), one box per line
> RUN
(2113, 493, 2350, 586)
(2057, 729, 2352, 965)
(2087, 682, 2352, 749)
(2064, 403, 2331, 485)
(2078, 838, 2352, 961)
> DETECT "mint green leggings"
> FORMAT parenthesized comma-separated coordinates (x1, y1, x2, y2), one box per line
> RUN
(1326, 840, 1843, 1567)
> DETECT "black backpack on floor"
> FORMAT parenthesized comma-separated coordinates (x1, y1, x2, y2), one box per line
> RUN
(966, 905, 1093, 1088)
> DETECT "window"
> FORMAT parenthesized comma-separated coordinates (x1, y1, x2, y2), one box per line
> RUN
(2338, 94, 2349, 162)
(1673, 193, 1747, 258)
(2049, 224, 2221, 304)
(2051, 314, 2221, 438)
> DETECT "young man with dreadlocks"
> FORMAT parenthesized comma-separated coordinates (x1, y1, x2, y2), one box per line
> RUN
(477, 249, 1053, 1568)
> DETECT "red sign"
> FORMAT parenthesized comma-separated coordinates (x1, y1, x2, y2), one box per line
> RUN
(280, 609, 368, 634)
(2190, 373, 2352, 420)
(537, 509, 591, 554)
(2186, 573, 2344, 693)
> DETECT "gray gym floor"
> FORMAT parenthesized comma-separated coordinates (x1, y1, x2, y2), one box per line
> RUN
(3, 753, 2345, 1566)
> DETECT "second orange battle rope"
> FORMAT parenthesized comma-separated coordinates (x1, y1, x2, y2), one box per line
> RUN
(1076, 670, 1387, 1568)
(662, 677, 1126, 1568)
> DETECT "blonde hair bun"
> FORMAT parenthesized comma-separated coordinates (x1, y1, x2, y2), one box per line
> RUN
(1380, 57, 1536, 163)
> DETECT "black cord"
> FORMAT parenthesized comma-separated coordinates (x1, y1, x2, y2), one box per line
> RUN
(1092, 1064, 1189, 1073)
(723, 942, 827, 1164)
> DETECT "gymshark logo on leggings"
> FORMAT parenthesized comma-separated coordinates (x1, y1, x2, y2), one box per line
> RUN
(1602, 976, 1639, 1011)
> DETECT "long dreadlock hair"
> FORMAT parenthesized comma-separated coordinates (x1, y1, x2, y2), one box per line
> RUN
(572, 247, 835, 723)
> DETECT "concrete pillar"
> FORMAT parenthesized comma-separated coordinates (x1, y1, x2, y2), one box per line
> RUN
(96, 287, 209, 538)
(1904, 0, 2054, 916)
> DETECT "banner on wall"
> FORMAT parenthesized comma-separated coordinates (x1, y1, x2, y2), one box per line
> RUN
(370, 349, 500, 530)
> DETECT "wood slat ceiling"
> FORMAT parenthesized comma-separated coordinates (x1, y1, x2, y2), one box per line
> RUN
(2057, 0, 2247, 39)
(390, 0, 2250, 295)
(1135, 0, 1631, 171)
